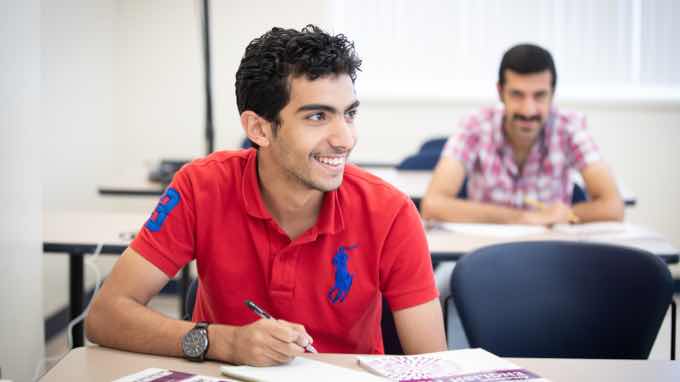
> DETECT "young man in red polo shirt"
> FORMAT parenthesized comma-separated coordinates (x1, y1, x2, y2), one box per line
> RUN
(86, 25, 446, 366)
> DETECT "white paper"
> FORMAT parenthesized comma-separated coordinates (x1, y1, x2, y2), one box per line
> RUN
(439, 223, 549, 238)
(220, 357, 387, 382)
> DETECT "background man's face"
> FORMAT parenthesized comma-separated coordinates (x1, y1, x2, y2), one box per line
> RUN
(498, 69, 554, 148)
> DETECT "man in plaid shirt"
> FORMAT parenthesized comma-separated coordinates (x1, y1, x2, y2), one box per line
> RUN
(421, 44, 624, 225)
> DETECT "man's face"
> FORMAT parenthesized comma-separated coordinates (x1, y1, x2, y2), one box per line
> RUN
(266, 74, 359, 193)
(498, 69, 554, 148)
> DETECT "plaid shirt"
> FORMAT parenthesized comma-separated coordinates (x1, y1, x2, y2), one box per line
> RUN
(442, 106, 601, 208)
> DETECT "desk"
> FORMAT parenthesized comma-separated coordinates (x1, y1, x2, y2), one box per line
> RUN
(427, 224, 679, 263)
(40, 346, 680, 381)
(43, 212, 142, 348)
(97, 165, 639, 206)
(45, 212, 678, 348)
(364, 166, 638, 207)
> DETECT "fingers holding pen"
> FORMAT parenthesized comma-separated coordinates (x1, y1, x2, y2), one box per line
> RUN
(275, 319, 315, 351)
(232, 318, 305, 366)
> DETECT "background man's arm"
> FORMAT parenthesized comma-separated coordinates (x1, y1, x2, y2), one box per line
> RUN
(85, 248, 310, 366)
(572, 162, 624, 222)
(392, 299, 447, 354)
(421, 156, 532, 224)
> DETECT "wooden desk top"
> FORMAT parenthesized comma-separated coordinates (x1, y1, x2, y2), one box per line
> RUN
(40, 346, 680, 382)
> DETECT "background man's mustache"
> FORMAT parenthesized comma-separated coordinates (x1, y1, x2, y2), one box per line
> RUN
(512, 114, 541, 122)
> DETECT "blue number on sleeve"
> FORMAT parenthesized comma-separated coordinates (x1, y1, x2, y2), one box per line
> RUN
(145, 187, 180, 232)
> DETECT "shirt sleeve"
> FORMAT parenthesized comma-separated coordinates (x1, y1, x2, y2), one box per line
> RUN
(441, 114, 481, 173)
(379, 198, 438, 311)
(130, 167, 196, 278)
(565, 113, 601, 170)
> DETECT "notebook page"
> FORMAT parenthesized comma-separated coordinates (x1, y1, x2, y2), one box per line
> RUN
(220, 356, 387, 382)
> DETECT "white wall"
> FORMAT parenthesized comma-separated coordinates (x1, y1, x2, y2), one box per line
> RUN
(41, 0, 117, 319)
(1, 2, 45, 381)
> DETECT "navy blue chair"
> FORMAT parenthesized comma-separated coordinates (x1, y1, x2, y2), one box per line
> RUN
(571, 183, 588, 204)
(184, 279, 406, 354)
(418, 137, 447, 154)
(241, 137, 253, 149)
(184, 278, 199, 321)
(396, 151, 440, 171)
(449, 241, 675, 359)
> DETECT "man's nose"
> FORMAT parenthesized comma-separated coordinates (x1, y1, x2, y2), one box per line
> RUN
(328, 117, 356, 150)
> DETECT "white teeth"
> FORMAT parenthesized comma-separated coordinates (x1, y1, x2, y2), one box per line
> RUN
(315, 156, 345, 166)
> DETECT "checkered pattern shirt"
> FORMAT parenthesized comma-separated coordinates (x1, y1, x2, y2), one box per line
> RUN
(442, 106, 601, 208)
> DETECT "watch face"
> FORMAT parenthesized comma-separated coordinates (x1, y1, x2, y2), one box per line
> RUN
(182, 328, 208, 358)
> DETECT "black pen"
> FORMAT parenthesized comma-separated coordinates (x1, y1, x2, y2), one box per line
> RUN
(244, 300, 318, 353)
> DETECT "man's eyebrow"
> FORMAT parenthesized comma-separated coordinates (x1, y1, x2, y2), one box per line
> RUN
(296, 104, 337, 114)
(295, 100, 360, 114)
(345, 100, 360, 111)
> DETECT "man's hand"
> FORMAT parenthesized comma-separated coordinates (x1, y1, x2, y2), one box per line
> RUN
(213, 319, 313, 366)
(521, 201, 578, 226)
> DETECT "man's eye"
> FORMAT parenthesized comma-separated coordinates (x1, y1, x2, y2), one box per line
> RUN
(345, 110, 358, 120)
(307, 112, 325, 121)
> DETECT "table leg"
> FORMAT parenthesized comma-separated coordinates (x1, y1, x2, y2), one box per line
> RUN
(69, 253, 85, 347)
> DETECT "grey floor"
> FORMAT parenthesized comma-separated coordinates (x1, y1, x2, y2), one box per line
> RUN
(44, 293, 680, 375)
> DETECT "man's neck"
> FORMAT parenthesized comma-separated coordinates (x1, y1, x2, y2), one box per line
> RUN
(502, 124, 537, 170)
(256, 152, 324, 240)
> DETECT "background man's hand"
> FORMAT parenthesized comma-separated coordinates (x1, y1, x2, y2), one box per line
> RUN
(521, 201, 579, 226)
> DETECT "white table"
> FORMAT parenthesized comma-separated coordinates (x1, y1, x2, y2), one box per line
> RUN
(40, 346, 680, 382)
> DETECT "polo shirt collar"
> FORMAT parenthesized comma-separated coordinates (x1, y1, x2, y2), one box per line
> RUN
(241, 149, 345, 238)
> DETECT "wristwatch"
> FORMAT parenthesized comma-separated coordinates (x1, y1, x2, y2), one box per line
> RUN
(181, 322, 209, 362)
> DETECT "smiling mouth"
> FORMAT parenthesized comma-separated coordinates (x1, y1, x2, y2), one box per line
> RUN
(313, 154, 346, 168)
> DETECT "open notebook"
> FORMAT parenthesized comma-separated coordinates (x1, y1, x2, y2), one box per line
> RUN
(220, 356, 387, 382)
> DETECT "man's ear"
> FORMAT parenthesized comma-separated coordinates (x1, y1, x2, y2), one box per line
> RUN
(241, 111, 271, 148)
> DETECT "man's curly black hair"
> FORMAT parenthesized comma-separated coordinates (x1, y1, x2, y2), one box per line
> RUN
(235, 25, 362, 147)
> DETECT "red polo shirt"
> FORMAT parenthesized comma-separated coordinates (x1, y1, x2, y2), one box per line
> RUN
(131, 149, 437, 354)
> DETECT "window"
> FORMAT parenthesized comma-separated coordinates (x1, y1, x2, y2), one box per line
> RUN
(331, 0, 680, 101)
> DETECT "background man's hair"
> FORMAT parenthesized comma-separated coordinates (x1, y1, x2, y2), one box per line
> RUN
(498, 43, 557, 89)
(235, 24, 362, 147)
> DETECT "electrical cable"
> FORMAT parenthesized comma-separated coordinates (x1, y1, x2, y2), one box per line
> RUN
(32, 242, 103, 381)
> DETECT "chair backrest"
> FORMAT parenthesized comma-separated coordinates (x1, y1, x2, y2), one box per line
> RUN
(572, 183, 588, 204)
(451, 241, 673, 359)
(184, 279, 405, 354)
(241, 137, 253, 149)
(418, 137, 447, 154)
(381, 297, 404, 354)
(184, 278, 199, 321)
(396, 151, 440, 171)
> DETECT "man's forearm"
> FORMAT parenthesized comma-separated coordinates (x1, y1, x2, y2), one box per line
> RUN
(572, 197, 624, 223)
(421, 195, 525, 224)
(85, 295, 195, 358)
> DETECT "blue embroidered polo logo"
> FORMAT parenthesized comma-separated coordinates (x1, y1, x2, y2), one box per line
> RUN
(327, 245, 356, 304)
(145, 187, 180, 232)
